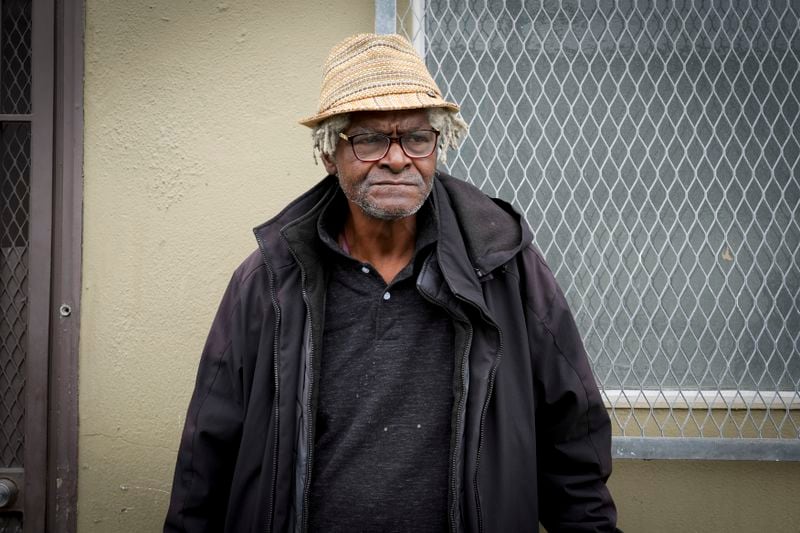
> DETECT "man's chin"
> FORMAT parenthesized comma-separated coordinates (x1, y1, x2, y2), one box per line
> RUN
(357, 200, 424, 221)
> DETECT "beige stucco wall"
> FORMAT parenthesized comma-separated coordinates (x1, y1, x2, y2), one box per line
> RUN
(80, 2, 374, 531)
(610, 460, 800, 532)
(79, 2, 800, 532)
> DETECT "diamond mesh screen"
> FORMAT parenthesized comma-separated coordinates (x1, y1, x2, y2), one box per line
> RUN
(397, 0, 800, 442)
(1, 122, 30, 468)
(1, 0, 32, 115)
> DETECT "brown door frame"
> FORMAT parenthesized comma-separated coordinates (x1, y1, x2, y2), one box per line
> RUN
(1, 1, 80, 531)
(25, 1, 55, 531)
(47, 0, 83, 531)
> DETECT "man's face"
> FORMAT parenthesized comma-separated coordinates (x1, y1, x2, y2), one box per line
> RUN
(323, 109, 437, 221)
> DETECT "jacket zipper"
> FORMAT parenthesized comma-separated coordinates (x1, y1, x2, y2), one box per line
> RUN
(447, 266, 504, 533)
(282, 241, 316, 533)
(451, 321, 472, 533)
(299, 297, 314, 532)
(472, 324, 503, 533)
(451, 293, 506, 533)
(255, 233, 282, 533)
(417, 283, 472, 533)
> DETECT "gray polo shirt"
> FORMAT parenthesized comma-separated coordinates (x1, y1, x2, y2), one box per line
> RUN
(308, 192, 455, 532)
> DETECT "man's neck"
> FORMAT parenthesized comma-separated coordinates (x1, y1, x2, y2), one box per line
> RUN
(342, 203, 416, 283)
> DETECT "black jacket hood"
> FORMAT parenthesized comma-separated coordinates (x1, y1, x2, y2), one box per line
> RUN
(434, 171, 532, 275)
(253, 172, 533, 280)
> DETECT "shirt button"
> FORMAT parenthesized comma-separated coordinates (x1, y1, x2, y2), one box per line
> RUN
(383, 292, 391, 300)
(361, 266, 370, 274)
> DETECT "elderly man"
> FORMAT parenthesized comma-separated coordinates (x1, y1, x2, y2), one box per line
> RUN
(165, 34, 618, 532)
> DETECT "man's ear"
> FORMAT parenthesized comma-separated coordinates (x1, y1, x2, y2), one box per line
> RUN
(321, 153, 337, 176)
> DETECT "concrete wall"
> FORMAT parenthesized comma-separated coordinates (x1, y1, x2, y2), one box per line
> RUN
(79, 2, 800, 532)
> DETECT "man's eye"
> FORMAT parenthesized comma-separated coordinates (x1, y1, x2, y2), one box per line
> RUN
(353, 134, 386, 145)
(405, 133, 429, 144)
(404, 132, 435, 148)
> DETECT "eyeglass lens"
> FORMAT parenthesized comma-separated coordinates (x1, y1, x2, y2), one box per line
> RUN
(350, 130, 437, 161)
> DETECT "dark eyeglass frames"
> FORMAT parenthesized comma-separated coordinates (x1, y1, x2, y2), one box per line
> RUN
(338, 129, 440, 162)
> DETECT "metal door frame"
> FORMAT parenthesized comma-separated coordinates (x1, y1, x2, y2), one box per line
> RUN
(47, 1, 82, 530)
(23, 1, 54, 531)
(1, 1, 81, 530)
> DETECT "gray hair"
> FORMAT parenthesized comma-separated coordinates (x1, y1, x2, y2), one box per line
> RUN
(311, 108, 468, 165)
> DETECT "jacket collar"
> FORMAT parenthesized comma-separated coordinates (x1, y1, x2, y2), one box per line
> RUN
(253, 173, 532, 310)
(253, 175, 339, 271)
(431, 171, 532, 314)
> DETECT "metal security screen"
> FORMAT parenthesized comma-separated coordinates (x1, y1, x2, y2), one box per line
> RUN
(1, 0, 55, 528)
(1, 0, 30, 527)
(0, 122, 28, 533)
(391, 0, 800, 459)
(0, 0, 30, 115)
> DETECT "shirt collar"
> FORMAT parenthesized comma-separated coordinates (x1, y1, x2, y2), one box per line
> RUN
(317, 187, 438, 268)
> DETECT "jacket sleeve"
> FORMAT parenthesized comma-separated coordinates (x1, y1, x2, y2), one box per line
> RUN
(521, 247, 620, 532)
(164, 269, 246, 533)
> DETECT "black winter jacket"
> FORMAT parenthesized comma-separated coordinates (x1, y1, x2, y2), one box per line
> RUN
(165, 173, 618, 532)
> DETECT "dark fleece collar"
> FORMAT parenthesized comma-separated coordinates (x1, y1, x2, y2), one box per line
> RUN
(433, 171, 532, 275)
(253, 172, 532, 280)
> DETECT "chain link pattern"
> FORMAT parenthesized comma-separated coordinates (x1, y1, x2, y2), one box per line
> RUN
(0, 123, 29, 468)
(397, 0, 800, 442)
(1, 0, 32, 115)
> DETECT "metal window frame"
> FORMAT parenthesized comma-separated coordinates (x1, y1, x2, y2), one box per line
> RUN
(613, 437, 800, 461)
(375, 0, 396, 34)
(376, 0, 800, 462)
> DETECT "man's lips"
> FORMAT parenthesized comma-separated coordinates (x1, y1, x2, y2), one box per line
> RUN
(366, 177, 423, 187)
(370, 181, 418, 186)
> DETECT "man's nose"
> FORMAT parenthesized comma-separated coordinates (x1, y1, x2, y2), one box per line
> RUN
(378, 139, 412, 172)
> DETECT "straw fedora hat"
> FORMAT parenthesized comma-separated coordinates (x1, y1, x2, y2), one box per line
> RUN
(299, 33, 460, 127)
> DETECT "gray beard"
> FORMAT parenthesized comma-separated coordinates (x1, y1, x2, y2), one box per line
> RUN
(339, 173, 433, 221)
(353, 194, 427, 220)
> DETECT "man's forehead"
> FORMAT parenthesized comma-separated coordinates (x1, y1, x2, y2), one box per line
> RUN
(347, 109, 431, 130)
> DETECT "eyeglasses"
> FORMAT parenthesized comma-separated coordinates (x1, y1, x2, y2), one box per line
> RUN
(338, 129, 440, 162)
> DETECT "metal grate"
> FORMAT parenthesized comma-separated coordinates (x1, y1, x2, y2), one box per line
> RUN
(394, 0, 800, 454)
(0, 122, 30, 469)
(1, 0, 32, 115)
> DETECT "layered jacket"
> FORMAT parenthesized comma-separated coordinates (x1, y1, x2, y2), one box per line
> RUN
(165, 173, 618, 532)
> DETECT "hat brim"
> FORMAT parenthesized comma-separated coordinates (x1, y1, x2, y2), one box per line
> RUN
(299, 91, 460, 127)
